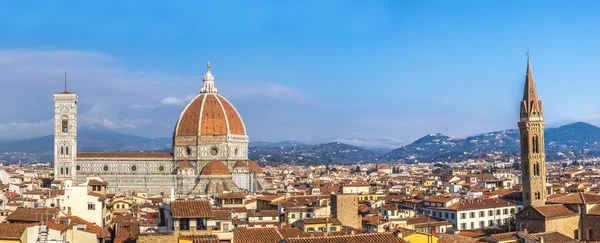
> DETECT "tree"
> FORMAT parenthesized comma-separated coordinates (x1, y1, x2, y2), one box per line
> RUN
(512, 162, 520, 169)
(354, 166, 361, 173)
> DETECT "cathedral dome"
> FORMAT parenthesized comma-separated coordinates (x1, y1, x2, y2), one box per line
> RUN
(175, 94, 246, 137)
(233, 161, 247, 168)
(247, 160, 263, 174)
(174, 63, 246, 138)
(200, 160, 230, 176)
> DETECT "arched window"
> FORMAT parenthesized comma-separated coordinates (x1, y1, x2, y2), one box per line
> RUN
(534, 162, 540, 176)
(65, 146, 69, 155)
(522, 135, 529, 153)
(532, 135, 539, 154)
(60, 146, 64, 155)
(60, 167, 64, 175)
(62, 117, 69, 133)
(535, 192, 541, 200)
(65, 167, 69, 175)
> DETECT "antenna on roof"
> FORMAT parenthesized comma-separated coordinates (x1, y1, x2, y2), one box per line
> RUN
(64, 72, 68, 92)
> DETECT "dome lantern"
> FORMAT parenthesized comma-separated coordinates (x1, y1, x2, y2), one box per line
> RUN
(201, 62, 217, 94)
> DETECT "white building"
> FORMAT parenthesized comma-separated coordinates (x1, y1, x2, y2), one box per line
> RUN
(56, 178, 106, 227)
(422, 198, 517, 230)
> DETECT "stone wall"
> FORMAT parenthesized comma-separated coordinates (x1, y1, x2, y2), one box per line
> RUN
(545, 215, 579, 239)
(582, 215, 600, 241)
(138, 234, 177, 243)
(331, 194, 362, 229)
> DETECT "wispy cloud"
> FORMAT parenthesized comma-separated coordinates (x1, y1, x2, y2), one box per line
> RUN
(0, 120, 54, 139)
(0, 49, 313, 140)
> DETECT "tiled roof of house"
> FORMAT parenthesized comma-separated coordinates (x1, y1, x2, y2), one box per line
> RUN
(88, 179, 109, 186)
(233, 227, 304, 243)
(0, 223, 28, 240)
(437, 233, 479, 243)
(45, 220, 69, 232)
(179, 234, 220, 243)
(6, 207, 58, 223)
(216, 193, 246, 199)
(301, 217, 342, 225)
(60, 215, 110, 238)
(531, 231, 577, 243)
(283, 233, 406, 243)
(532, 204, 578, 218)
(171, 200, 213, 218)
(247, 210, 279, 217)
(588, 204, 600, 215)
(546, 192, 600, 205)
(211, 210, 231, 220)
(444, 198, 515, 211)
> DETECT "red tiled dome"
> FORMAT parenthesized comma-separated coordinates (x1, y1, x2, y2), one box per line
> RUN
(174, 94, 246, 137)
(176, 160, 195, 168)
(247, 160, 263, 174)
(233, 161, 248, 168)
(200, 160, 230, 176)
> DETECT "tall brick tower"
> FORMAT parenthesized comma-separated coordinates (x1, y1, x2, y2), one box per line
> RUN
(519, 57, 546, 207)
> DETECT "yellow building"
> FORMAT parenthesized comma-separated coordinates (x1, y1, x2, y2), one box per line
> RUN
(400, 228, 438, 243)
(293, 217, 343, 233)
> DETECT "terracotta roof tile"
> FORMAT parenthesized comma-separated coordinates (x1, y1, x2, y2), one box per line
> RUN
(175, 93, 246, 137)
(301, 217, 342, 225)
(200, 160, 230, 176)
(0, 223, 28, 239)
(179, 234, 220, 243)
(247, 210, 279, 217)
(45, 220, 69, 232)
(247, 160, 263, 174)
(176, 160, 195, 169)
(60, 215, 110, 238)
(7, 207, 58, 223)
(444, 198, 515, 211)
(233, 227, 287, 243)
(171, 200, 213, 218)
(88, 179, 109, 186)
(531, 231, 577, 243)
(532, 204, 578, 218)
(546, 192, 600, 205)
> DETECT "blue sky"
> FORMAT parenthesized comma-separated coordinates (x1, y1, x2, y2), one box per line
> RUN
(1, 1, 600, 148)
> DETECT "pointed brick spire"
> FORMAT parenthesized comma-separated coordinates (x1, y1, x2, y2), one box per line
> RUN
(520, 57, 543, 121)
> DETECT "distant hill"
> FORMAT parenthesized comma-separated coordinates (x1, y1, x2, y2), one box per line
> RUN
(249, 141, 306, 148)
(249, 141, 380, 165)
(0, 128, 172, 162)
(3, 122, 600, 164)
(384, 122, 600, 163)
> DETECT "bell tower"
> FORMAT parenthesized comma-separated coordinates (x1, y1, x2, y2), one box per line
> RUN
(53, 77, 78, 180)
(519, 57, 546, 207)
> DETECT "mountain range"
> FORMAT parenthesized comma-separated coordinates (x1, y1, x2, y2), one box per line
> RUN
(1, 122, 600, 164)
